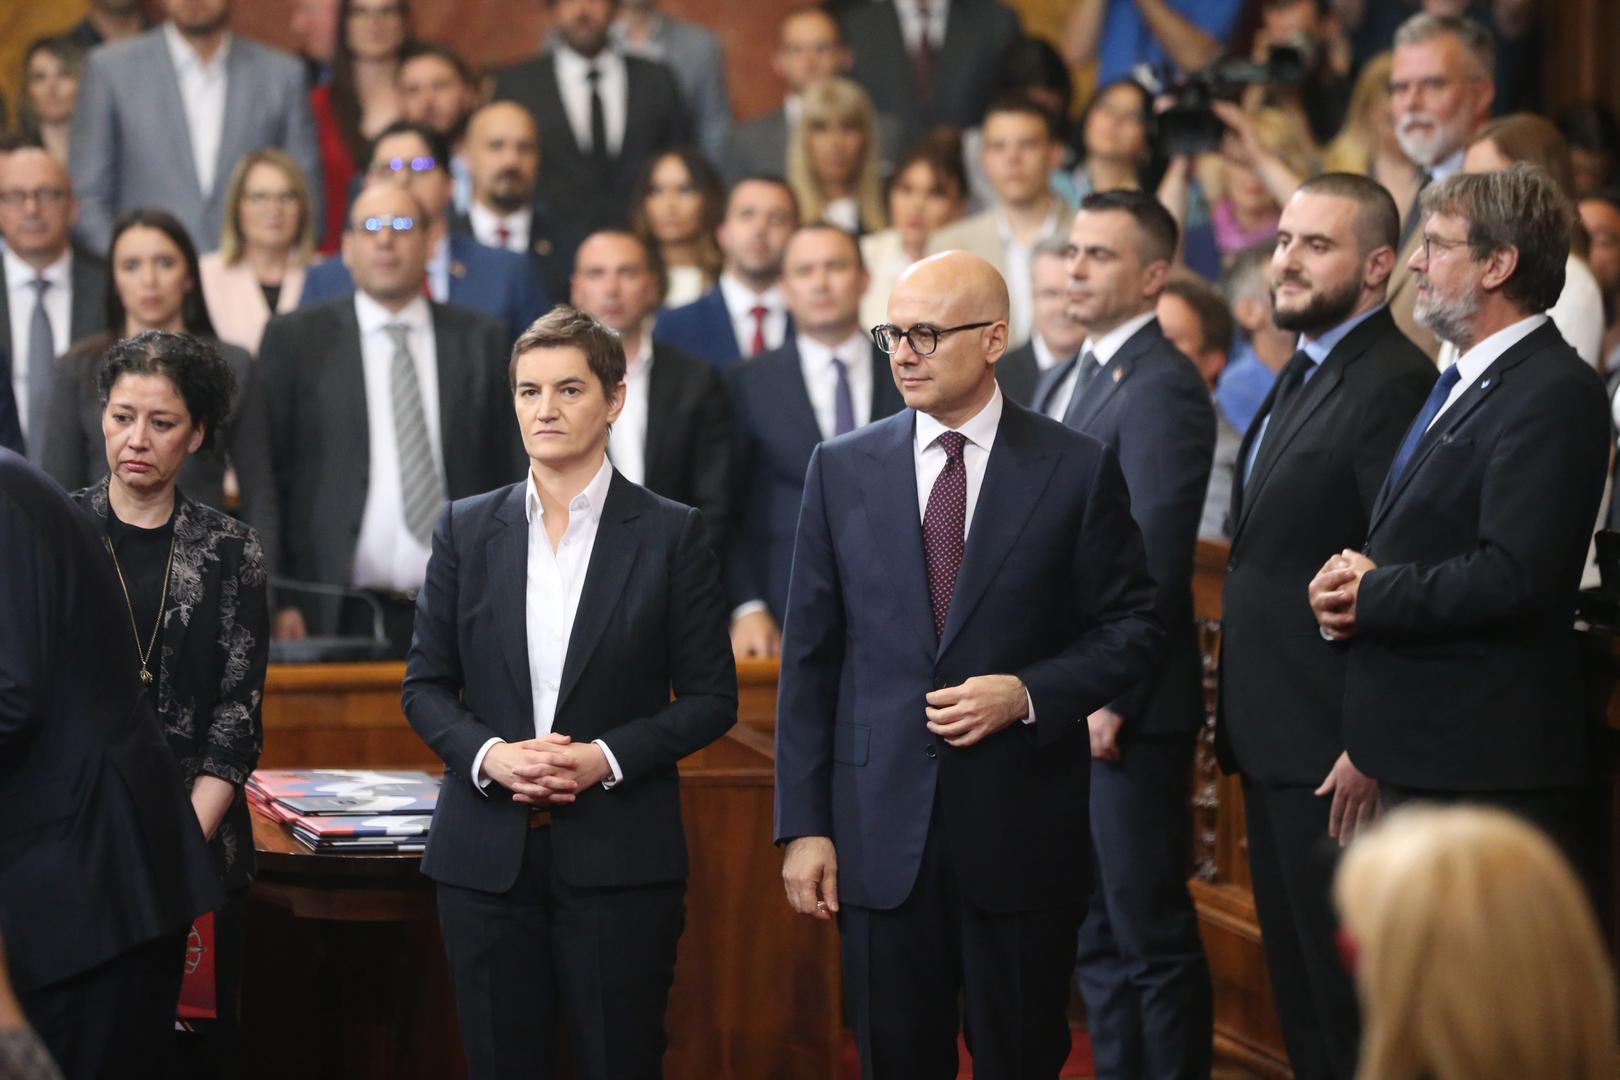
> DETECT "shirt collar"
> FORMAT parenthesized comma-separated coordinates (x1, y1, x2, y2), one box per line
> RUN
(1453, 313, 1548, 383)
(4, 246, 71, 292)
(468, 201, 531, 240)
(1300, 303, 1384, 365)
(626, 330, 654, 378)
(1082, 310, 1157, 365)
(1429, 147, 1466, 183)
(553, 40, 622, 77)
(796, 330, 871, 372)
(524, 454, 614, 525)
(1031, 333, 1076, 372)
(354, 290, 432, 336)
(915, 383, 1004, 456)
(719, 273, 783, 319)
(163, 20, 230, 77)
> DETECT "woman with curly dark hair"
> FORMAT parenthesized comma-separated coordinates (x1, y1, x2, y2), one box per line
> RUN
(68, 329, 268, 1077)
(41, 208, 280, 572)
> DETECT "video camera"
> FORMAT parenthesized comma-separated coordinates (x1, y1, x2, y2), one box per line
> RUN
(1142, 39, 1314, 157)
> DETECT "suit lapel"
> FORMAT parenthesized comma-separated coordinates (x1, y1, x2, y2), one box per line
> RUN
(0, 261, 10, 359)
(151, 36, 205, 206)
(556, 473, 642, 714)
(1070, 321, 1159, 432)
(859, 414, 936, 656)
(490, 483, 535, 709)
(430, 304, 465, 491)
(938, 403, 1055, 656)
(1232, 363, 1343, 541)
(69, 253, 104, 340)
(1033, 352, 1075, 414)
(642, 346, 676, 482)
(212, 47, 249, 215)
(869, 343, 903, 418)
(772, 343, 825, 447)
(330, 303, 372, 518)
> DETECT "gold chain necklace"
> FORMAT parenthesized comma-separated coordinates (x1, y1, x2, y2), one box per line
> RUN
(104, 524, 177, 686)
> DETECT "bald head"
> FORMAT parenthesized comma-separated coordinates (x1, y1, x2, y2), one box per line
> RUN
(466, 103, 541, 216)
(0, 146, 76, 267)
(892, 250, 1011, 326)
(885, 250, 1009, 429)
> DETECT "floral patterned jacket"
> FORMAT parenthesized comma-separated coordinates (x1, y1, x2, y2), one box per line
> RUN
(72, 481, 269, 891)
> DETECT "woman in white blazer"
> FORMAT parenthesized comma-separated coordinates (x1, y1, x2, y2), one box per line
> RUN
(199, 149, 316, 355)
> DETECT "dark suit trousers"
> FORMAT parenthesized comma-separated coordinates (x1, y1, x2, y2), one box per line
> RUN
(1074, 732, 1211, 1080)
(21, 930, 187, 1080)
(435, 823, 686, 1080)
(1240, 780, 1359, 1080)
(839, 791, 1083, 1080)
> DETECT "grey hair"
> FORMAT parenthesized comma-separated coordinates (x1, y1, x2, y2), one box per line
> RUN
(1221, 241, 1275, 309)
(1031, 235, 1072, 261)
(1393, 12, 1495, 82)
(1419, 162, 1573, 315)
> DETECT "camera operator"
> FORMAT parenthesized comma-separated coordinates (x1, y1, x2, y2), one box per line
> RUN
(1239, 0, 1353, 147)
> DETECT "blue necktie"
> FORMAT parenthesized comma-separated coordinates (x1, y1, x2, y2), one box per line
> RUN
(1381, 363, 1461, 497)
(831, 355, 855, 436)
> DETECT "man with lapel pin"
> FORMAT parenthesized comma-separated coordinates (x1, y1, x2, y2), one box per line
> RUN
(725, 224, 904, 660)
(569, 229, 732, 549)
(261, 185, 516, 648)
(402, 304, 736, 1080)
(493, 0, 690, 236)
(1217, 174, 1435, 1080)
(776, 249, 1162, 1078)
(1043, 188, 1214, 1080)
(1310, 164, 1611, 863)
(0, 145, 107, 462)
(69, 0, 321, 255)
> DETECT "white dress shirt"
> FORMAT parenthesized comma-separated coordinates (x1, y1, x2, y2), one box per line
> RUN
(350, 293, 444, 593)
(162, 22, 230, 198)
(552, 43, 628, 157)
(607, 333, 653, 485)
(718, 273, 788, 357)
(822, 197, 860, 234)
(913, 385, 1038, 725)
(467, 201, 533, 254)
(4, 248, 71, 439)
(895, 0, 950, 53)
(998, 203, 1066, 346)
(425, 233, 452, 303)
(471, 457, 625, 790)
(1428, 313, 1548, 431)
(1044, 310, 1157, 421)
(1030, 332, 1072, 374)
(797, 330, 874, 440)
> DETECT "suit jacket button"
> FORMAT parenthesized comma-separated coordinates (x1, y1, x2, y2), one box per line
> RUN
(924, 744, 937, 759)
(1227, 557, 1238, 572)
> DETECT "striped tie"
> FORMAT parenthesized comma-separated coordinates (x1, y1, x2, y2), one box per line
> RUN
(385, 323, 446, 545)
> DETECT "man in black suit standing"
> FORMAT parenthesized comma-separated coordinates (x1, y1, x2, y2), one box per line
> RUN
(570, 229, 732, 547)
(493, 0, 690, 236)
(996, 236, 1085, 407)
(776, 250, 1162, 1078)
(1219, 174, 1435, 1080)
(457, 102, 576, 304)
(1311, 164, 1612, 860)
(840, 0, 1021, 145)
(261, 184, 517, 648)
(0, 448, 220, 1079)
(1047, 188, 1214, 1080)
(403, 306, 736, 1080)
(0, 145, 107, 462)
(726, 224, 904, 659)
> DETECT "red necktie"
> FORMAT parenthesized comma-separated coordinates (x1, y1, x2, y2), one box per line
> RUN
(495, 224, 512, 250)
(749, 305, 769, 357)
(912, 0, 935, 102)
(922, 431, 967, 638)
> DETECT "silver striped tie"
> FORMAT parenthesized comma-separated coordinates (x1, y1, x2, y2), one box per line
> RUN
(385, 323, 446, 544)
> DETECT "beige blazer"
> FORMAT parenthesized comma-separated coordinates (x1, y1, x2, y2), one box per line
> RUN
(925, 209, 1008, 278)
(198, 252, 308, 355)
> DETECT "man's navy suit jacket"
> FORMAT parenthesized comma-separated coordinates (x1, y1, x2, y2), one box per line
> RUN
(773, 399, 1163, 913)
(653, 287, 795, 371)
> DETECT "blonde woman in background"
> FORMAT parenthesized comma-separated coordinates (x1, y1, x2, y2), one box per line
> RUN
(1322, 53, 1421, 231)
(198, 149, 317, 355)
(1335, 806, 1615, 1080)
(787, 78, 887, 237)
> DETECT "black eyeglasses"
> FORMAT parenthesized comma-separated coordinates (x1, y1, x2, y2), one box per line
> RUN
(0, 187, 70, 208)
(871, 321, 995, 356)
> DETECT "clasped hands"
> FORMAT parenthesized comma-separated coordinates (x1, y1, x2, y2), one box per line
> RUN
(481, 733, 609, 806)
(1308, 548, 1377, 641)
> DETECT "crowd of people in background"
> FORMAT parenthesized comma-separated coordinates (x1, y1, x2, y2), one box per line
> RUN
(3, 0, 1620, 1078)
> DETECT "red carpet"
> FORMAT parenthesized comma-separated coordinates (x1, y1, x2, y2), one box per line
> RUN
(840, 1030, 1095, 1078)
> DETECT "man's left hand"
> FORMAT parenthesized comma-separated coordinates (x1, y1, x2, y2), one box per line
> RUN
(925, 675, 1028, 747)
(510, 741, 611, 805)
(1309, 548, 1376, 640)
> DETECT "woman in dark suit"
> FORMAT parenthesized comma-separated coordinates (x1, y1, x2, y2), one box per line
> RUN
(42, 207, 281, 573)
(67, 330, 268, 1077)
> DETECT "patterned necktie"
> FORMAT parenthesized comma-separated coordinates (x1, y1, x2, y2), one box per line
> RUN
(26, 278, 53, 458)
(749, 305, 768, 357)
(831, 355, 855, 436)
(911, 0, 935, 101)
(1060, 350, 1101, 427)
(385, 323, 447, 545)
(586, 65, 610, 169)
(1381, 362, 1461, 499)
(922, 431, 968, 639)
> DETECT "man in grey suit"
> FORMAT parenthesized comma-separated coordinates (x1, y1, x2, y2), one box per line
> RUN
(260, 185, 517, 649)
(722, 6, 903, 186)
(610, 0, 732, 162)
(69, 0, 321, 255)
